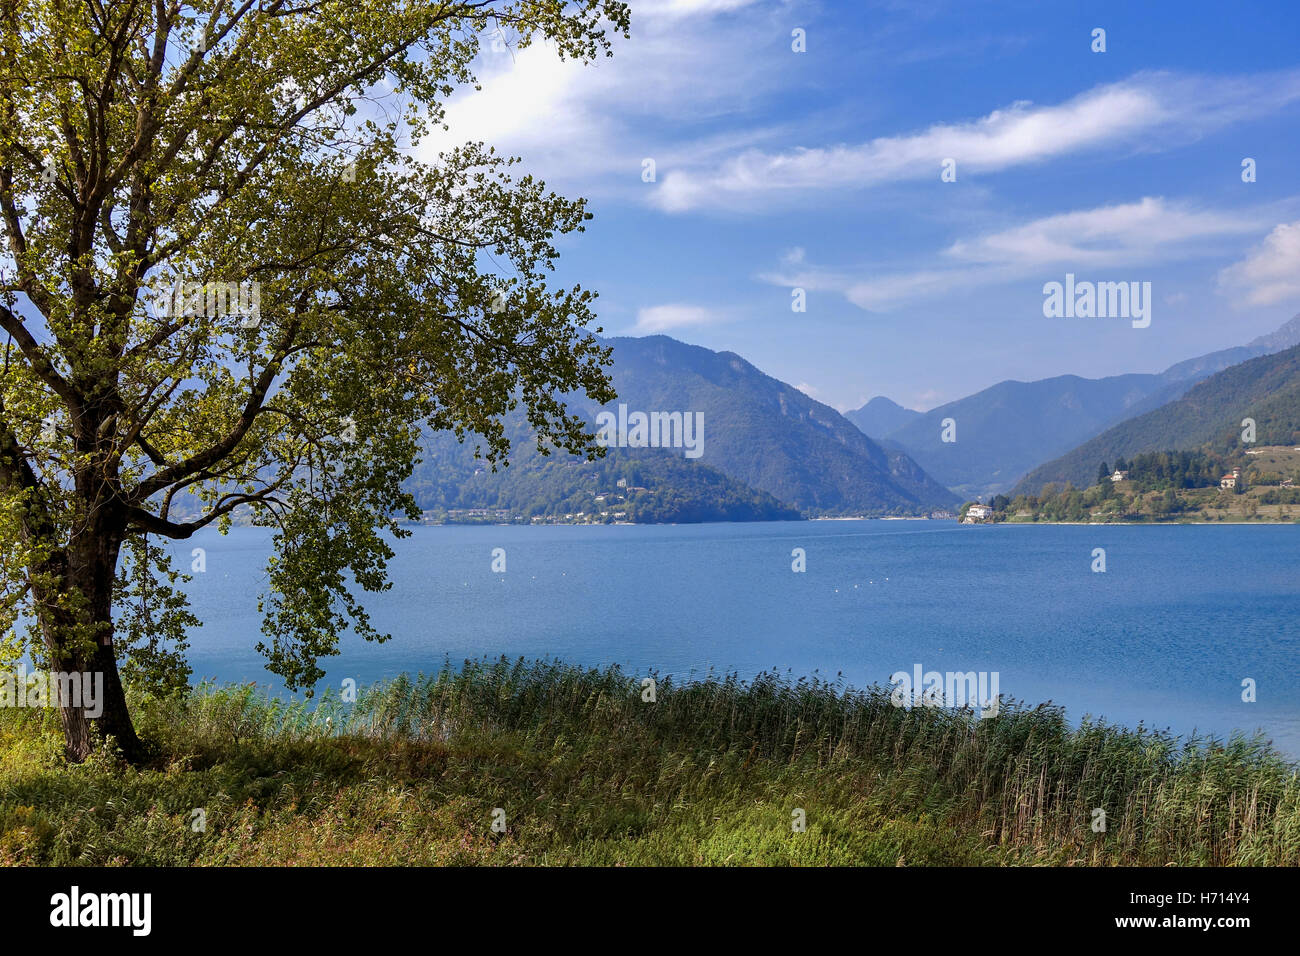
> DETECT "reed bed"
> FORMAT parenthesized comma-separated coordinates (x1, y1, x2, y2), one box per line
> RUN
(2, 657, 1296, 865)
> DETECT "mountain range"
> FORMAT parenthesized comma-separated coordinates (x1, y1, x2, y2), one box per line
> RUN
(847, 315, 1300, 499)
(1013, 343, 1300, 495)
(409, 335, 959, 518)
(405, 314, 1300, 520)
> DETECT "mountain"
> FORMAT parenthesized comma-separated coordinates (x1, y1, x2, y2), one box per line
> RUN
(410, 335, 959, 516)
(1158, 316, 1300, 384)
(872, 373, 1169, 499)
(589, 336, 958, 513)
(1013, 343, 1300, 495)
(850, 314, 1300, 499)
(408, 438, 802, 523)
(844, 396, 921, 438)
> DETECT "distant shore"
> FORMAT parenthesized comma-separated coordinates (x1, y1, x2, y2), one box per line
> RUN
(966, 517, 1300, 526)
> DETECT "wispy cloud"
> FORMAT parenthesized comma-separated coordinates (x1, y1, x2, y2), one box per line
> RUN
(653, 70, 1300, 213)
(637, 0, 764, 16)
(632, 303, 727, 333)
(945, 197, 1262, 266)
(1219, 221, 1300, 306)
(760, 197, 1275, 311)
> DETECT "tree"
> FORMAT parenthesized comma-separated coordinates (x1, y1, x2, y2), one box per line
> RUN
(1097, 461, 1110, 485)
(1155, 488, 1179, 516)
(0, 0, 629, 761)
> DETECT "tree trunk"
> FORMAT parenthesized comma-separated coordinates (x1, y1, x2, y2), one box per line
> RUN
(39, 529, 141, 763)
(50, 636, 140, 763)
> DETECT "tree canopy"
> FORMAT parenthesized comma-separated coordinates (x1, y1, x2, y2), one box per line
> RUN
(0, 0, 629, 758)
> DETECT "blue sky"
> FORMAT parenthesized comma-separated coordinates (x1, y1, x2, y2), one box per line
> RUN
(421, 0, 1300, 411)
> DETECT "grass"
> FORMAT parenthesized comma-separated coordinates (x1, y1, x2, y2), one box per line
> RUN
(2, 657, 1298, 865)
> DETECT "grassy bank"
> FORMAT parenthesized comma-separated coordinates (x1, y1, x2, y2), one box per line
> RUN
(2, 658, 1297, 866)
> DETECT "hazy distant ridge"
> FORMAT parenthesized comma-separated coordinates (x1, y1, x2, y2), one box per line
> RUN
(848, 314, 1300, 498)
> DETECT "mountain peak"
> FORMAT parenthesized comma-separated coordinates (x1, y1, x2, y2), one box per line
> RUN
(863, 396, 912, 412)
(1246, 313, 1300, 353)
(845, 396, 923, 441)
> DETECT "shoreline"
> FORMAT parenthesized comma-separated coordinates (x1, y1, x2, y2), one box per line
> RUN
(968, 518, 1300, 526)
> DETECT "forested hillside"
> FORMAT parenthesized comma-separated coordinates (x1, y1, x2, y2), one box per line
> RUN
(1014, 344, 1300, 494)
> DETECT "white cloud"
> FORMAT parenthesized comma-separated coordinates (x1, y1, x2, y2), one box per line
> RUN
(761, 198, 1274, 312)
(653, 70, 1300, 212)
(415, 3, 785, 184)
(420, 42, 625, 180)
(633, 303, 725, 332)
(637, 0, 762, 16)
(843, 269, 984, 312)
(944, 197, 1261, 267)
(655, 84, 1156, 211)
(1218, 221, 1300, 306)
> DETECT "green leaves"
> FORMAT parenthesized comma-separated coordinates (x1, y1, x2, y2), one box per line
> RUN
(113, 536, 197, 697)
(1, 1, 626, 698)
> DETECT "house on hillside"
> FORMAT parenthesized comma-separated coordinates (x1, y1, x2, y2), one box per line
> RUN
(1216, 468, 1248, 489)
(962, 503, 994, 523)
(1110, 470, 1129, 482)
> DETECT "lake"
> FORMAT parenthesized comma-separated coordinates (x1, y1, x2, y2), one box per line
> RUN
(170, 520, 1300, 756)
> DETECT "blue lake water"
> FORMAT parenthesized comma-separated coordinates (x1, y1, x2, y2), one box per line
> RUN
(169, 520, 1300, 757)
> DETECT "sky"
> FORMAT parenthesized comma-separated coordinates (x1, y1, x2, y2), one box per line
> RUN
(417, 0, 1300, 412)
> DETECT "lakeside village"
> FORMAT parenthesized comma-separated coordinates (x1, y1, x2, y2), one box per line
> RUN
(424, 507, 634, 526)
(414, 499, 960, 526)
(419, 511, 962, 526)
(959, 445, 1300, 524)
(413, 473, 960, 526)
(419, 476, 646, 525)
